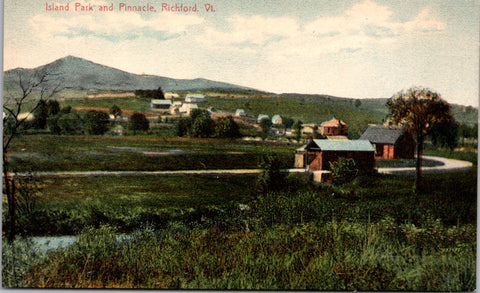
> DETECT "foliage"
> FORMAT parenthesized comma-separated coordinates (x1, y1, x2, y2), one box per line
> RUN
(6, 219, 475, 290)
(259, 118, 273, 139)
(32, 100, 49, 129)
(47, 100, 60, 116)
(386, 87, 455, 191)
(84, 110, 110, 135)
(175, 118, 192, 137)
(55, 112, 84, 135)
(330, 157, 358, 185)
(128, 112, 150, 134)
(427, 119, 458, 150)
(189, 112, 214, 138)
(135, 87, 165, 99)
(256, 154, 286, 195)
(214, 116, 241, 138)
(110, 105, 122, 119)
(293, 120, 303, 141)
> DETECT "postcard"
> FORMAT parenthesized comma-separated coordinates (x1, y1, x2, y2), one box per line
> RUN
(2, 0, 478, 290)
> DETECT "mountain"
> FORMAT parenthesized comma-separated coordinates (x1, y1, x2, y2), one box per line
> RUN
(3, 56, 258, 93)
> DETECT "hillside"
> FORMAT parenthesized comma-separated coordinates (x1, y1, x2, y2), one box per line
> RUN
(3, 56, 257, 92)
(4, 56, 477, 126)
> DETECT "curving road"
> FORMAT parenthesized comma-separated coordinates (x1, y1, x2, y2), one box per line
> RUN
(376, 155, 474, 175)
(9, 156, 474, 178)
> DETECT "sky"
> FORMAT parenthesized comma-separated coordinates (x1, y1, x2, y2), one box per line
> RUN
(3, 0, 479, 106)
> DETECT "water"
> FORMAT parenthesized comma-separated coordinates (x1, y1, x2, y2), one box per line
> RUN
(31, 236, 78, 252)
(30, 234, 136, 252)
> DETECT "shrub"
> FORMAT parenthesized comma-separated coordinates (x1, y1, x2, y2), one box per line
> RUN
(330, 157, 358, 185)
(128, 113, 150, 134)
(84, 110, 110, 135)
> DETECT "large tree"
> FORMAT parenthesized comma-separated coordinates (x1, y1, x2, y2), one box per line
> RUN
(3, 70, 61, 240)
(386, 87, 455, 191)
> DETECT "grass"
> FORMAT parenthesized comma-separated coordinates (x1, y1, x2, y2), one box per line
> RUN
(2, 130, 477, 289)
(8, 135, 296, 172)
(375, 158, 444, 168)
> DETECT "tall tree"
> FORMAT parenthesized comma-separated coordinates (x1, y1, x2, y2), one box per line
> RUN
(3, 70, 61, 240)
(128, 112, 150, 135)
(84, 110, 110, 135)
(386, 87, 454, 191)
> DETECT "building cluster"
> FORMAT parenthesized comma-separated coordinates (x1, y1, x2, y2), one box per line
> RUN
(294, 118, 415, 182)
(150, 93, 205, 116)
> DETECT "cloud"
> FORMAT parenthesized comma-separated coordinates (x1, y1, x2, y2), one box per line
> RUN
(29, 5, 204, 42)
(197, 15, 299, 49)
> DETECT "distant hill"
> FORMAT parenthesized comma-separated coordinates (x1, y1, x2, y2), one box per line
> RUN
(3, 55, 258, 93)
(4, 56, 477, 126)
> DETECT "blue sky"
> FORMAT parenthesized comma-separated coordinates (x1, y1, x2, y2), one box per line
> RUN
(4, 0, 479, 106)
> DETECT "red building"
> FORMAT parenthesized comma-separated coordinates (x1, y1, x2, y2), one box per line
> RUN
(295, 139, 376, 173)
(320, 118, 348, 136)
(359, 125, 415, 160)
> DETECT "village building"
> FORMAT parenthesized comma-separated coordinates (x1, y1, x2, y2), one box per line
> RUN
(320, 118, 348, 136)
(235, 109, 246, 117)
(359, 125, 415, 160)
(150, 99, 172, 112)
(180, 103, 198, 115)
(169, 101, 183, 115)
(185, 94, 205, 103)
(294, 139, 376, 173)
(257, 114, 270, 123)
(301, 124, 318, 136)
(164, 92, 180, 100)
(271, 115, 283, 125)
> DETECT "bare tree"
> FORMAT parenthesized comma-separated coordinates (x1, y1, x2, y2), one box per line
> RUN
(3, 69, 62, 240)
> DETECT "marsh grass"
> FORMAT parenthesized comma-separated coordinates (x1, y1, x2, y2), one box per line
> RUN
(5, 219, 475, 290)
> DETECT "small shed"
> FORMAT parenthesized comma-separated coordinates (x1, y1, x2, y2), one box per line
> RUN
(295, 139, 375, 173)
(359, 125, 415, 159)
(320, 118, 348, 136)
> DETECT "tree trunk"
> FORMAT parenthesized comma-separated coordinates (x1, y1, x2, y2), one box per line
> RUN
(415, 135, 424, 193)
(3, 151, 17, 241)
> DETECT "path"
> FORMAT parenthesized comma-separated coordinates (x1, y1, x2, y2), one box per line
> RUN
(377, 155, 474, 175)
(9, 156, 474, 178)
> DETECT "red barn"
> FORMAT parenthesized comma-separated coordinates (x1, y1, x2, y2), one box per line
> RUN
(359, 125, 415, 160)
(295, 139, 376, 173)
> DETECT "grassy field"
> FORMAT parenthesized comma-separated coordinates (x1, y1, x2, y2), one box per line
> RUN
(8, 135, 296, 172)
(2, 132, 477, 290)
(2, 169, 476, 289)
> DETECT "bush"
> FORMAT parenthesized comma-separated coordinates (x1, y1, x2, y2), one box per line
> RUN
(330, 157, 358, 185)
(128, 113, 150, 134)
(84, 110, 110, 135)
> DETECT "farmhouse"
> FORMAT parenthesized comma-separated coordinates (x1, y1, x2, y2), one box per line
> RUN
(150, 99, 172, 112)
(295, 139, 376, 173)
(359, 125, 415, 159)
(320, 118, 348, 136)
